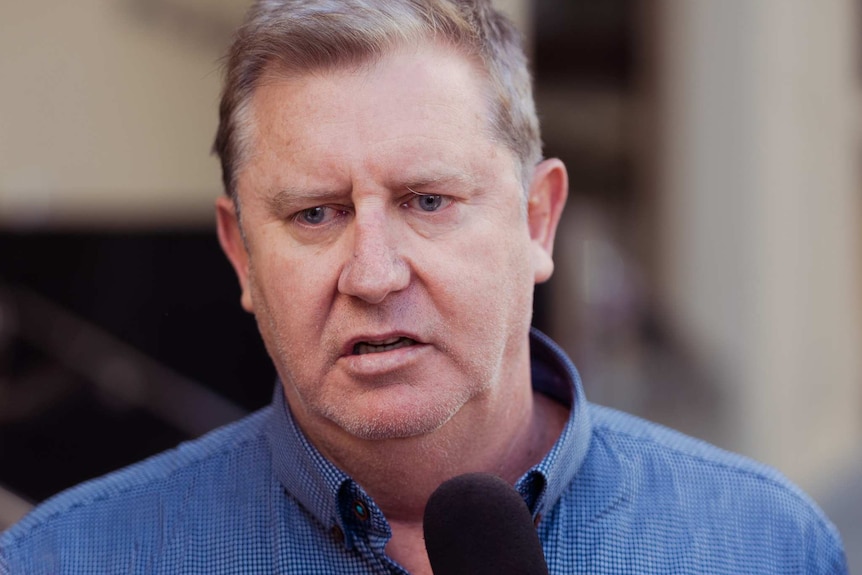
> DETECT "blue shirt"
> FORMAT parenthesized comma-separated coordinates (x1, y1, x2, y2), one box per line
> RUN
(0, 330, 847, 574)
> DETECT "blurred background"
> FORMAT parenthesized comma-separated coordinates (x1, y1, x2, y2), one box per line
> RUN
(1, 0, 860, 569)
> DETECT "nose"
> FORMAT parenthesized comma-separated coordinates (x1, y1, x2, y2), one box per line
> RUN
(337, 210, 410, 304)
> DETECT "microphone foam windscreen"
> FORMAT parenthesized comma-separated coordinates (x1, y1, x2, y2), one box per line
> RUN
(422, 472, 549, 575)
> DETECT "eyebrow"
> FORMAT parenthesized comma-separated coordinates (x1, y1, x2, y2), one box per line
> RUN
(265, 186, 350, 215)
(265, 171, 479, 214)
(398, 171, 479, 193)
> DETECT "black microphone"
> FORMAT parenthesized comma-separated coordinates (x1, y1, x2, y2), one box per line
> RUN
(422, 472, 550, 575)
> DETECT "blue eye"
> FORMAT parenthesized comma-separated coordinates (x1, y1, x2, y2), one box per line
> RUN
(414, 194, 444, 212)
(301, 207, 326, 224)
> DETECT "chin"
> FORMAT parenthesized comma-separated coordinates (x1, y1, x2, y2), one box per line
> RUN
(319, 393, 463, 441)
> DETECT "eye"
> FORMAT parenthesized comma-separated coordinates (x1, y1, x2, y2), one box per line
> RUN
(407, 194, 448, 212)
(295, 206, 341, 226)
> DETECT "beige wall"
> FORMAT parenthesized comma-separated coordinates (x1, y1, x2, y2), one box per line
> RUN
(653, 0, 862, 494)
(0, 1, 248, 227)
(0, 0, 524, 229)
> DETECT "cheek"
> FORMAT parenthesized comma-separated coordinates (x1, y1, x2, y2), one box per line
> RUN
(425, 224, 535, 326)
(250, 241, 337, 342)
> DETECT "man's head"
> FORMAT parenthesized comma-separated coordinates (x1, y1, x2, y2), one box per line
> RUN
(214, 0, 567, 453)
(213, 0, 542, 200)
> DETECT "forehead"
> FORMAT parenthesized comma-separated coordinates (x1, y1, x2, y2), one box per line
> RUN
(237, 42, 514, 194)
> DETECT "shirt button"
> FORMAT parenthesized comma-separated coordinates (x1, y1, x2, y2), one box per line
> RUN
(331, 525, 345, 544)
(352, 500, 369, 521)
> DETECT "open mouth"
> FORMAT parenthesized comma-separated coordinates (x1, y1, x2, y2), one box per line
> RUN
(352, 337, 416, 356)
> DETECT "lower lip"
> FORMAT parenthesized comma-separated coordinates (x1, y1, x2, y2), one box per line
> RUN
(338, 343, 431, 377)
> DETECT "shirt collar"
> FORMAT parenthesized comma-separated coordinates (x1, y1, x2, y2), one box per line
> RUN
(515, 328, 592, 520)
(267, 327, 592, 544)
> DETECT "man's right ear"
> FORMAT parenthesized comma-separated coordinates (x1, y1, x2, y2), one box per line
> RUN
(215, 196, 254, 313)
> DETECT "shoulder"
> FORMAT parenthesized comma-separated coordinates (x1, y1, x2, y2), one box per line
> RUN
(0, 407, 273, 569)
(574, 404, 847, 572)
(589, 403, 796, 484)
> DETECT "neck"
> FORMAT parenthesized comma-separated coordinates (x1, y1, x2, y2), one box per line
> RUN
(290, 368, 569, 575)
(372, 389, 567, 575)
(314, 385, 568, 524)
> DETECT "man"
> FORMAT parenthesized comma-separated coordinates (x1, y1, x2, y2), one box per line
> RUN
(0, 0, 847, 573)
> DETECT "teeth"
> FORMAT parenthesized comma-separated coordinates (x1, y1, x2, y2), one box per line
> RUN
(354, 337, 415, 355)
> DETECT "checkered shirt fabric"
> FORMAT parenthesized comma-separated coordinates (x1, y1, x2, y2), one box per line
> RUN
(0, 329, 847, 573)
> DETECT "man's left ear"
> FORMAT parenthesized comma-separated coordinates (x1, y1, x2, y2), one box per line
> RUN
(527, 158, 568, 284)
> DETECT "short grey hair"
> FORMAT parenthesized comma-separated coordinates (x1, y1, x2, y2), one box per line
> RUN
(212, 0, 543, 199)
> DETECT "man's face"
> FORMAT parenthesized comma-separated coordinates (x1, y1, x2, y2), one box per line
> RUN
(217, 42, 565, 443)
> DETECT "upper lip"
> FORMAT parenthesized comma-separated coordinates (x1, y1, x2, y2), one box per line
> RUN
(341, 332, 424, 357)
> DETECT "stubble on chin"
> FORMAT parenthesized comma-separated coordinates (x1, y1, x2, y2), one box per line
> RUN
(322, 397, 457, 441)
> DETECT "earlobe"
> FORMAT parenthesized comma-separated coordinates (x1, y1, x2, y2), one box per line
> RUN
(215, 196, 254, 312)
(527, 158, 568, 284)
